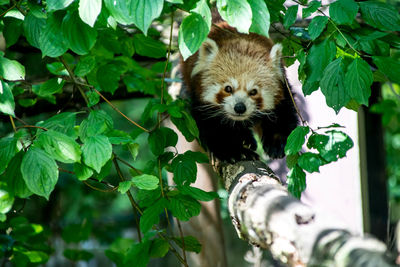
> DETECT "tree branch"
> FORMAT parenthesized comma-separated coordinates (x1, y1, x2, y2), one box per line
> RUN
(218, 161, 396, 267)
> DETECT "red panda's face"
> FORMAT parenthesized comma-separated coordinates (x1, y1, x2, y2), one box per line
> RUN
(191, 38, 284, 121)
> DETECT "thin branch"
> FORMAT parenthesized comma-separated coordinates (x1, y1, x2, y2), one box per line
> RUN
(270, 24, 304, 46)
(58, 168, 118, 191)
(115, 155, 143, 174)
(15, 125, 48, 131)
(10, 115, 27, 151)
(59, 56, 90, 106)
(83, 180, 118, 193)
(9, 116, 17, 133)
(93, 88, 150, 133)
(176, 219, 187, 264)
(0, 0, 19, 18)
(112, 157, 143, 242)
(283, 76, 306, 125)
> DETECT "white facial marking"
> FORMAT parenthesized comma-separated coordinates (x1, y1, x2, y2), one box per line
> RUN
(202, 83, 221, 103)
(229, 77, 239, 89)
(246, 80, 255, 91)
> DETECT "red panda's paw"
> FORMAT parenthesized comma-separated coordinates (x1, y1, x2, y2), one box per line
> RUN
(263, 137, 286, 159)
(213, 147, 259, 163)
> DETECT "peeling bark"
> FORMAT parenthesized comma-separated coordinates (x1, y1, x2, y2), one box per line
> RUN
(218, 160, 397, 267)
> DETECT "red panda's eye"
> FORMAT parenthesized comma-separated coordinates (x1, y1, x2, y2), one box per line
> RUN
(224, 85, 233, 93)
(249, 89, 258, 96)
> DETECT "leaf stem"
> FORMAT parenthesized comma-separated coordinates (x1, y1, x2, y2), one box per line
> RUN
(59, 56, 90, 107)
(93, 88, 150, 133)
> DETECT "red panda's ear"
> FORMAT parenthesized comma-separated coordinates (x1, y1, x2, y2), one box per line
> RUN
(270, 43, 284, 80)
(191, 38, 219, 77)
(199, 38, 219, 61)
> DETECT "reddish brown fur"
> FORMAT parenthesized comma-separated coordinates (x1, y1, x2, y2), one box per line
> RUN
(181, 22, 284, 109)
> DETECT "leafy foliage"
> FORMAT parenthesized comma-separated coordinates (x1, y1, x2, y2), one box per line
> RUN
(0, 0, 398, 264)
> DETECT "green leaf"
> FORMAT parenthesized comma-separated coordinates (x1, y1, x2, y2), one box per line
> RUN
(148, 129, 165, 156)
(0, 56, 25, 81)
(21, 251, 49, 264)
(373, 56, 400, 85)
(131, 174, 159, 190)
(173, 236, 202, 253)
(23, 13, 46, 49)
(307, 133, 329, 149)
(320, 58, 350, 113)
(96, 63, 124, 94)
(36, 130, 82, 163)
(161, 127, 178, 148)
(283, 5, 298, 29)
(140, 199, 167, 233)
(302, 1, 321, 18)
(62, 221, 92, 243)
(248, 0, 270, 37)
(286, 153, 300, 169)
(287, 165, 306, 199)
(150, 239, 169, 258)
(330, 0, 358, 25)
(0, 81, 15, 116)
(298, 152, 324, 173)
(168, 195, 201, 221)
(172, 155, 197, 185)
(133, 34, 166, 58)
(359, 1, 400, 31)
(178, 186, 218, 201)
(104, 0, 163, 35)
(73, 163, 93, 181)
(345, 58, 373, 106)
(86, 90, 100, 107)
(79, 0, 102, 27)
(284, 126, 310, 155)
(182, 111, 199, 138)
(21, 147, 59, 200)
(184, 150, 209, 163)
(305, 39, 336, 83)
(3, 152, 33, 198)
(79, 110, 114, 141)
(318, 130, 354, 162)
(64, 249, 94, 262)
(0, 137, 17, 175)
(118, 181, 132, 194)
(75, 56, 96, 77)
(129, 0, 164, 35)
(82, 135, 113, 173)
(308, 16, 328, 40)
(33, 78, 64, 97)
(124, 241, 151, 267)
(39, 13, 68, 57)
(179, 13, 209, 60)
(217, 0, 252, 33)
(46, 0, 74, 11)
(62, 11, 98, 55)
(0, 188, 14, 214)
(46, 62, 68, 76)
(39, 112, 76, 137)
(191, 0, 212, 30)
(128, 143, 140, 161)
(3, 18, 22, 48)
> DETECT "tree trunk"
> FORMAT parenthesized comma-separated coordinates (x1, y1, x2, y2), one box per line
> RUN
(218, 160, 397, 267)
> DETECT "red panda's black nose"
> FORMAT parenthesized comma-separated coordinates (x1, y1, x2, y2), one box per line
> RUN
(234, 102, 246, 114)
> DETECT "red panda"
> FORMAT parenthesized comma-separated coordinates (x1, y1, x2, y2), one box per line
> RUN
(181, 22, 299, 162)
